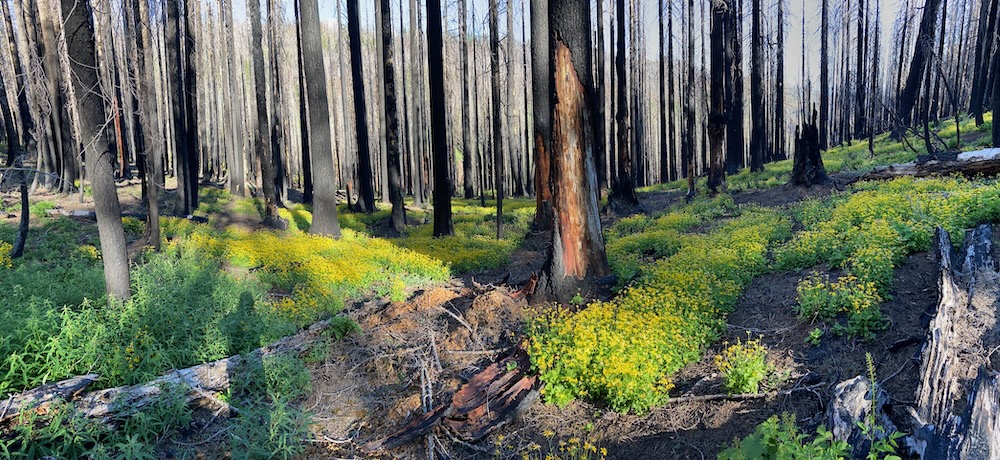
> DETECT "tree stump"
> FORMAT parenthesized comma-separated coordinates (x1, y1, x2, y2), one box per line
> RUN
(790, 110, 829, 187)
(826, 376, 898, 459)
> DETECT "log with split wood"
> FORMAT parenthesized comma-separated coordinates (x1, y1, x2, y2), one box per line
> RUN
(826, 224, 1000, 460)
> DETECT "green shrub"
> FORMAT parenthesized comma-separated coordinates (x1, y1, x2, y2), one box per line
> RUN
(718, 414, 850, 460)
(715, 338, 771, 394)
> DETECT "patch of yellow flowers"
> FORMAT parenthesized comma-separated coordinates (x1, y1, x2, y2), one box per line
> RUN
(529, 206, 792, 413)
(0, 241, 12, 268)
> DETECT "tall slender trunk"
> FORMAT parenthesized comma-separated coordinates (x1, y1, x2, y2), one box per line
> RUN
(595, 0, 608, 191)
(295, 0, 313, 204)
(459, 0, 474, 199)
(61, 0, 130, 300)
(347, 0, 376, 213)
(428, 0, 453, 236)
(894, 0, 944, 135)
(750, 0, 765, 171)
(610, 0, 638, 209)
(727, 0, 745, 173)
(248, 0, 283, 227)
(531, 0, 552, 231)
(970, 0, 998, 125)
(659, 0, 669, 182)
(775, 0, 785, 160)
(707, 0, 728, 192)
(820, 0, 829, 149)
(379, 0, 405, 233)
(489, 0, 504, 238)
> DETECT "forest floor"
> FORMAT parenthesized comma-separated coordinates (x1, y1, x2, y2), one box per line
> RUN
(0, 114, 997, 460)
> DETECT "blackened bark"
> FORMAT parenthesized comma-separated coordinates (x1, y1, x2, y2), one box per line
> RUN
(992, 48, 1000, 147)
(379, 0, 405, 234)
(750, 0, 765, 172)
(460, 0, 474, 199)
(707, 0, 728, 192)
(222, 0, 245, 196)
(61, 0, 130, 300)
(347, 0, 376, 214)
(183, 0, 201, 212)
(295, 0, 313, 205)
(128, 0, 161, 250)
(596, 0, 608, 190)
(790, 111, 829, 187)
(0, 0, 32, 146)
(267, 0, 286, 204)
(248, 0, 284, 228)
(727, 0, 745, 173)
(609, 0, 638, 210)
(300, 0, 341, 237)
(531, 0, 553, 231)
(894, 0, 943, 136)
(489, 0, 503, 238)
(542, 0, 612, 302)
(666, 0, 677, 181)
(775, 0, 785, 161)
(819, 0, 829, 149)
(428, 0, 454, 237)
(659, 0, 669, 182)
(165, 0, 190, 214)
(854, 0, 867, 138)
(970, 0, 998, 125)
(0, 56, 28, 259)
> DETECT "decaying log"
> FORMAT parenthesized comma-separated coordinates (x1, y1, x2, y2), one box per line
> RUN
(1, 316, 338, 425)
(0, 374, 98, 425)
(826, 376, 897, 459)
(362, 349, 539, 452)
(859, 148, 1000, 182)
(906, 225, 1000, 459)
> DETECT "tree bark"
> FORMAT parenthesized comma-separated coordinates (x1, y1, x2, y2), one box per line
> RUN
(222, 0, 245, 197)
(609, 0, 638, 210)
(774, 0, 785, 161)
(300, 0, 341, 237)
(295, 0, 313, 205)
(489, 0, 504, 238)
(790, 111, 829, 187)
(128, 0, 161, 251)
(379, 0, 405, 234)
(347, 0, 377, 214)
(894, 0, 944, 136)
(541, 0, 612, 302)
(727, 0, 745, 173)
(707, 0, 728, 193)
(819, 0, 829, 150)
(248, 0, 284, 228)
(61, 0, 130, 301)
(969, 0, 998, 126)
(531, 0, 553, 231)
(750, 0, 765, 172)
(183, 0, 201, 212)
(460, 0, 474, 199)
(428, 0, 453, 236)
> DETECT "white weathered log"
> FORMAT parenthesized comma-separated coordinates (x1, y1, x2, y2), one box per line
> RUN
(906, 225, 1000, 460)
(2, 316, 337, 423)
(860, 148, 1000, 181)
(0, 374, 98, 424)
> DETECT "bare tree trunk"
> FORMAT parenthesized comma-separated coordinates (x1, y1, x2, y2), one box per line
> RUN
(684, 0, 696, 198)
(489, 0, 504, 238)
(347, 0, 376, 213)
(61, 0, 130, 301)
(707, 0, 728, 193)
(126, 0, 161, 250)
(531, 0, 553, 231)
(894, 0, 944, 136)
(750, 0, 765, 171)
(183, 0, 201, 211)
(248, 0, 284, 228)
(299, 0, 341, 237)
(379, 0, 405, 233)
(609, 0, 638, 210)
(820, 0, 829, 149)
(0, 51, 28, 259)
(727, 0, 745, 173)
(428, 0, 453, 236)
(854, 0, 868, 138)
(541, 0, 612, 302)
(969, 0, 998, 125)
(459, 0, 474, 199)
(775, 0, 785, 160)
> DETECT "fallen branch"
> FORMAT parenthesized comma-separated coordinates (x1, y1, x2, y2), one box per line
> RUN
(665, 383, 826, 405)
(0, 374, 98, 424)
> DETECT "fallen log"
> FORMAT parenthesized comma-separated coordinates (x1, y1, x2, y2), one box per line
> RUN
(859, 148, 1000, 181)
(1, 316, 337, 425)
(905, 225, 1000, 459)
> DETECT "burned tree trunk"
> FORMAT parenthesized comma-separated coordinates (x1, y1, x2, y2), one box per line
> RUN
(539, 0, 613, 302)
(906, 225, 1000, 459)
(859, 148, 1000, 181)
(429, 0, 454, 236)
(790, 111, 829, 187)
(248, 0, 285, 228)
(608, 0, 639, 212)
(893, 0, 943, 136)
(379, 0, 405, 234)
(347, 0, 377, 214)
(706, 0, 728, 193)
(300, 0, 341, 237)
(61, 0, 130, 301)
(531, 0, 553, 232)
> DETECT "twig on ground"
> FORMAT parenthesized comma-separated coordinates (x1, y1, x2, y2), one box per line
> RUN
(667, 383, 826, 404)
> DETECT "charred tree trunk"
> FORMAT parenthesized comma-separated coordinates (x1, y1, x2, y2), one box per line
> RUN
(165, 0, 190, 214)
(248, 0, 284, 228)
(774, 0, 785, 161)
(183, 0, 201, 212)
(707, 0, 728, 193)
(295, 0, 313, 205)
(969, 0, 998, 126)
(128, 0, 161, 250)
(790, 111, 829, 187)
(61, 0, 130, 300)
(666, 0, 677, 181)
(894, 0, 943, 136)
(854, 0, 867, 139)
(609, 0, 639, 211)
(531, 0, 553, 232)
(429, 0, 454, 236)
(750, 0, 765, 172)
(0, 56, 28, 259)
(541, 0, 612, 303)
(460, 0, 474, 199)
(301, 0, 342, 237)
(819, 0, 829, 150)
(596, 0, 608, 191)
(994, 48, 1000, 147)
(684, 0, 696, 198)
(489, 0, 503, 238)
(380, 0, 405, 234)
(727, 0, 745, 174)
(348, 0, 377, 213)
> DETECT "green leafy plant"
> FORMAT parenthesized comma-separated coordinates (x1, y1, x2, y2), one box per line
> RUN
(805, 328, 823, 346)
(718, 414, 851, 460)
(715, 337, 772, 395)
(857, 353, 904, 460)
